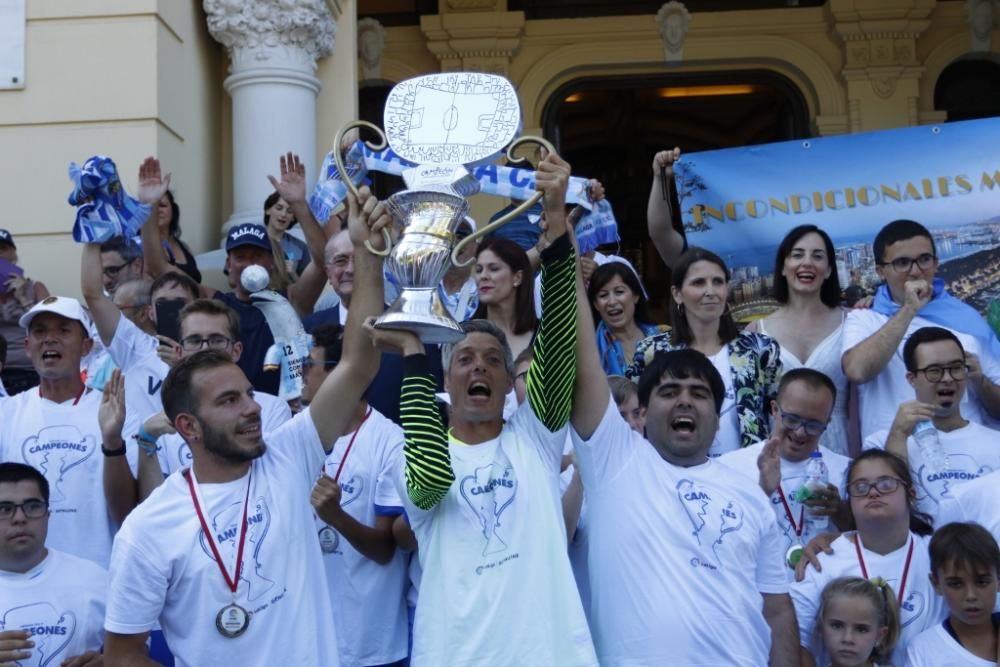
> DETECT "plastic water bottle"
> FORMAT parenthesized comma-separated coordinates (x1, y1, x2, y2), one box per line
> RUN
(913, 421, 948, 473)
(803, 451, 829, 517)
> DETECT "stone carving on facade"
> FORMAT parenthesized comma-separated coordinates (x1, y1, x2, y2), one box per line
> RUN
(967, 0, 997, 52)
(358, 18, 387, 81)
(871, 76, 897, 99)
(656, 1, 691, 64)
(203, 0, 336, 72)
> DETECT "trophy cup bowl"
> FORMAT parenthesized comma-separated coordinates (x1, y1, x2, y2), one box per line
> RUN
(376, 189, 470, 344)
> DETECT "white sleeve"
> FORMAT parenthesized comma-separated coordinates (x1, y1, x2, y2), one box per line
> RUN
(790, 565, 828, 651)
(267, 407, 326, 489)
(935, 494, 967, 528)
(756, 508, 791, 595)
(261, 395, 293, 432)
(863, 430, 889, 451)
(108, 315, 157, 372)
(374, 435, 404, 514)
(841, 310, 878, 355)
(104, 534, 168, 635)
(903, 633, 933, 667)
(571, 394, 639, 492)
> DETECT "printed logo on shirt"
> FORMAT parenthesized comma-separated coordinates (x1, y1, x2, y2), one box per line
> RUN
(199, 495, 276, 603)
(915, 454, 992, 508)
(459, 463, 517, 557)
(900, 591, 925, 628)
(1, 602, 77, 667)
(178, 443, 193, 469)
(677, 479, 746, 569)
(21, 425, 97, 506)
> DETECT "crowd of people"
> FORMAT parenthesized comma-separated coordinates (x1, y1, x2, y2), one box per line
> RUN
(1, 141, 999, 667)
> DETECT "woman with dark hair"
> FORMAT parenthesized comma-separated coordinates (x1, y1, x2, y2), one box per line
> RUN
(627, 247, 782, 454)
(791, 449, 944, 666)
(587, 262, 666, 376)
(747, 224, 850, 455)
(472, 237, 537, 361)
(153, 190, 201, 283)
(263, 191, 310, 286)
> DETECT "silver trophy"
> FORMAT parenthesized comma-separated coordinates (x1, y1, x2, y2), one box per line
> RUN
(333, 72, 554, 344)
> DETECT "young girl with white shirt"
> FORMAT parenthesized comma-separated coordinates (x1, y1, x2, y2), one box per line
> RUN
(791, 450, 946, 665)
(817, 576, 900, 667)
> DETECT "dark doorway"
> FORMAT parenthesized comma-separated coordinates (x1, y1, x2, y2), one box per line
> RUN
(542, 71, 810, 319)
(935, 57, 1000, 122)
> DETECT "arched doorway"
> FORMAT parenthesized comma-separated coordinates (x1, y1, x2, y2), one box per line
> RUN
(935, 57, 1000, 122)
(542, 70, 810, 318)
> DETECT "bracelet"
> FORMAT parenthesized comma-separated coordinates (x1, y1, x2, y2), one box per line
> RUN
(133, 434, 160, 457)
(101, 441, 127, 457)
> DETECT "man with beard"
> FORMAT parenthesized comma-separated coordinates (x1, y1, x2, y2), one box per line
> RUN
(101, 187, 389, 667)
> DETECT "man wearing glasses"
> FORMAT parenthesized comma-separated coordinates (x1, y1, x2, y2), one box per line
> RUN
(0, 463, 107, 667)
(99, 237, 145, 296)
(720, 368, 853, 570)
(863, 326, 1000, 522)
(135, 299, 291, 499)
(843, 219, 1000, 440)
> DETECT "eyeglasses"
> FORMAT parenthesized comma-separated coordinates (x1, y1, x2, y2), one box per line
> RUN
(879, 253, 936, 273)
(0, 499, 48, 520)
(180, 335, 234, 351)
(847, 476, 906, 497)
(914, 363, 969, 383)
(102, 258, 137, 279)
(777, 406, 829, 437)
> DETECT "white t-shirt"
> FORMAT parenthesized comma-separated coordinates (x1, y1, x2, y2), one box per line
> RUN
(936, 469, 1000, 542)
(790, 531, 946, 666)
(316, 408, 408, 667)
(0, 389, 127, 567)
(905, 620, 996, 666)
(719, 444, 851, 562)
(0, 549, 107, 666)
(108, 315, 168, 445)
(864, 421, 1000, 522)
(104, 408, 339, 667)
(709, 346, 740, 457)
(398, 401, 597, 667)
(842, 310, 1000, 440)
(572, 397, 789, 667)
(155, 391, 292, 477)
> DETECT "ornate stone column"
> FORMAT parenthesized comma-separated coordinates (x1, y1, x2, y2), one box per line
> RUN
(420, 0, 525, 76)
(204, 0, 336, 234)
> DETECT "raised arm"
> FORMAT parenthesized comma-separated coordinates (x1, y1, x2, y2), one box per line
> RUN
(99, 369, 137, 523)
(647, 147, 686, 268)
(307, 188, 388, 447)
(81, 243, 122, 346)
(842, 281, 930, 383)
(136, 157, 172, 281)
(525, 151, 577, 432)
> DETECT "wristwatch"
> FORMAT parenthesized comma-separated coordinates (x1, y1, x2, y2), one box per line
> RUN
(101, 440, 127, 457)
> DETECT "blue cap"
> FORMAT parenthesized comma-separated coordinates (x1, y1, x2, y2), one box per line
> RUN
(0, 229, 15, 248)
(225, 224, 272, 253)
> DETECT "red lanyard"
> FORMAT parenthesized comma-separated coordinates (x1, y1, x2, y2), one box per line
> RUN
(776, 486, 805, 538)
(854, 533, 915, 605)
(184, 467, 252, 594)
(330, 407, 372, 482)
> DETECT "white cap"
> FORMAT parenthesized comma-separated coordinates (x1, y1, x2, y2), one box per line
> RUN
(18, 296, 91, 331)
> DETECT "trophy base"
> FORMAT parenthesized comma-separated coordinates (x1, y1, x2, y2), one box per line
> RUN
(375, 287, 465, 344)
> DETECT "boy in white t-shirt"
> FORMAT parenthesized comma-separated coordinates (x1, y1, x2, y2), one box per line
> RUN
(863, 327, 1000, 522)
(905, 521, 1000, 666)
(306, 324, 408, 667)
(102, 186, 390, 666)
(841, 219, 1000, 441)
(0, 463, 106, 667)
(720, 368, 852, 570)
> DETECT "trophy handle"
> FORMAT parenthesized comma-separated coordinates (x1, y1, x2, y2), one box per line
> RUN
(450, 136, 557, 268)
(333, 120, 393, 257)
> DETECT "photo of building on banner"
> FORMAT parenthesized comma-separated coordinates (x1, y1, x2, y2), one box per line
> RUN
(673, 117, 1000, 329)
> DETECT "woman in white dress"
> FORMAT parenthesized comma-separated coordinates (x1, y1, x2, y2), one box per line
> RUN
(748, 225, 853, 455)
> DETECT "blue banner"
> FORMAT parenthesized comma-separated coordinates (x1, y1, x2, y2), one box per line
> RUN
(674, 117, 1000, 319)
